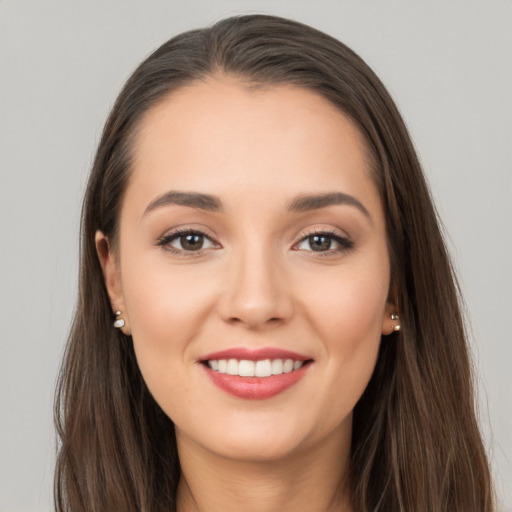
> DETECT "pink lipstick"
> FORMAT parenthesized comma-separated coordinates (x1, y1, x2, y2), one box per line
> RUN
(199, 347, 312, 400)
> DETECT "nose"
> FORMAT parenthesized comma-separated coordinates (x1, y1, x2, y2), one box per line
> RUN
(217, 245, 294, 329)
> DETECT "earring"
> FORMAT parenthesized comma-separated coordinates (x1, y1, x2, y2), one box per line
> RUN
(391, 313, 401, 332)
(113, 310, 125, 329)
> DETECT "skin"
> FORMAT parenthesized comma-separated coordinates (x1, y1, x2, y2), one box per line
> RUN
(97, 76, 398, 512)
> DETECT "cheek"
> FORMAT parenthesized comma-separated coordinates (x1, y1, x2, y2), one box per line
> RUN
(120, 254, 219, 394)
(300, 257, 389, 344)
(296, 255, 389, 403)
(123, 244, 217, 333)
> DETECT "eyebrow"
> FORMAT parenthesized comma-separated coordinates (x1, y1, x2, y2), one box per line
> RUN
(143, 190, 371, 221)
(143, 191, 223, 216)
(288, 192, 371, 220)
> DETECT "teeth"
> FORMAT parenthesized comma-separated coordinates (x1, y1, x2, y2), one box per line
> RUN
(226, 359, 238, 375)
(255, 359, 272, 377)
(283, 359, 294, 373)
(238, 360, 255, 377)
(207, 358, 305, 377)
(271, 359, 283, 375)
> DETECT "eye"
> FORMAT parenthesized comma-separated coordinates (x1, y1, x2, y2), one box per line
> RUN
(158, 230, 217, 253)
(294, 231, 353, 254)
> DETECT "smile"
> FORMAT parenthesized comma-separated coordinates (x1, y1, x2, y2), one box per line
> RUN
(200, 348, 313, 400)
(207, 358, 304, 377)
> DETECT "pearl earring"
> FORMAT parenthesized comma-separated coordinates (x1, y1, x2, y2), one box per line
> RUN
(113, 311, 125, 329)
(391, 313, 401, 332)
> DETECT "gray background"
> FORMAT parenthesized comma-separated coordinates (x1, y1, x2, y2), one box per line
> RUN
(1, 1, 510, 511)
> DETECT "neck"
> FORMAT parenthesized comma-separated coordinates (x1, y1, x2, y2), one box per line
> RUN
(176, 429, 353, 512)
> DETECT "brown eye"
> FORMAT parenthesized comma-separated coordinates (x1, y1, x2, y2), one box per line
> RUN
(159, 230, 216, 253)
(295, 231, 354, 254)
(179, 233, 205, 251)
(308, 235, 332, 252)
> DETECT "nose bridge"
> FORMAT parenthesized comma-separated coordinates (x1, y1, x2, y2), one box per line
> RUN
(219, 235, 292, 328)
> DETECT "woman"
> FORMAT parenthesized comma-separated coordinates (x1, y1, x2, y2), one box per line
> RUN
(54, 14, 494, 512)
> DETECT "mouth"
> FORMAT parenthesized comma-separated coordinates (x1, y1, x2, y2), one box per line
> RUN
(199, 348, 313, 399)
(204, 358, 310, 377)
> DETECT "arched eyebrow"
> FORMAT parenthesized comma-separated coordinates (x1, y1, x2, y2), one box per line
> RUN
(143, 190, 371, 222)
(143, 191, 223, 216)
(288, 192, 371, 221)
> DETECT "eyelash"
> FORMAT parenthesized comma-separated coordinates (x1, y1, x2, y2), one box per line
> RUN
(293, 228, 354, 256)
(156, 228, 219, 255)
(156, 228, 354, 256)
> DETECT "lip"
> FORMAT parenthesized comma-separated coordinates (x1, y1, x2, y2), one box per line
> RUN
(200, 347, 310, 362)
(199, 347, 313, 400)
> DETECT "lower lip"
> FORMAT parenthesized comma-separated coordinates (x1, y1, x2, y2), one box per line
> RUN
(202, 364, 310, 400)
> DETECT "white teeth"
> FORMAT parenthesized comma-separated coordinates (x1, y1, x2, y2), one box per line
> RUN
(226, 359, 238, 375)
(271, 359, 283, 375)
(238, 360, 255, 377)
(207, 358, 305, 377)
(283, 359, 294, 373)
(255, 359, 272, 377)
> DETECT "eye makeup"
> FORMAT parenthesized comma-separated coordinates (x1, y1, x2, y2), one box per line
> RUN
(156, 228, 220, 256)
(292, 228, 354, 257)
(155, 225, 354, 259)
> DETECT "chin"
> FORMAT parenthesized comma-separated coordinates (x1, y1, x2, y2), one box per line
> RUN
(203, 430, 307, 462)
(175, 407, 352, 465)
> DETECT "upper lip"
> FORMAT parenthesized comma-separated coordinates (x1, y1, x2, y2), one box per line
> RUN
(199, 347, 312, 362)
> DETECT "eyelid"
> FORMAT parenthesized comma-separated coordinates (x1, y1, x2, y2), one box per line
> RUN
(155, 225, 353, 256)
(156, 227, 221, 255)
(292, 227, 354, 254)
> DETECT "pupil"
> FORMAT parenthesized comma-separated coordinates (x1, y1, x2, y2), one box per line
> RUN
(310, 235, 331, 251)
(182, 234, 203, 251)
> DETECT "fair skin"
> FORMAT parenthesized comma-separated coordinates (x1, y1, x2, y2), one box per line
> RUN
(97, 76, 397, 512)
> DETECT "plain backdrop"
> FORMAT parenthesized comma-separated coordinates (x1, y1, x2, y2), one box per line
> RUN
(1, 1, 510, 511)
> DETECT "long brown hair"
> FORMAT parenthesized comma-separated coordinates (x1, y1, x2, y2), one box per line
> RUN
(54, 14, 494, 512)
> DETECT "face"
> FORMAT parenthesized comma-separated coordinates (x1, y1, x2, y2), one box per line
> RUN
(98, 77, 396, 463)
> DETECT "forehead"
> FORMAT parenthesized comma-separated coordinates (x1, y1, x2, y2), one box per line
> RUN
(134, 76, 368, 163)
(126, 76, 382, 219)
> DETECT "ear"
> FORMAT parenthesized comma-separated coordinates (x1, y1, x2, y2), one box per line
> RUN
(381, 301, 400, 336)
(95, 231, 131, 335)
